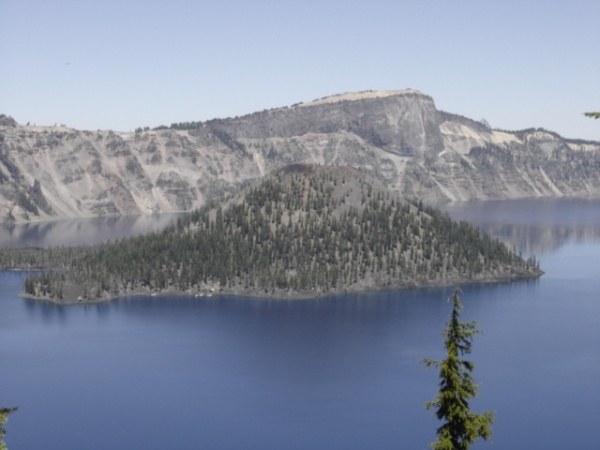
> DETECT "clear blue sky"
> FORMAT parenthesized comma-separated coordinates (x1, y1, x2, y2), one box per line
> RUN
(1, 0, 598, 140)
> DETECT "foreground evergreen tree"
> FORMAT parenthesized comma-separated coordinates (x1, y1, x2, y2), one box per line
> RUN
(421, 291, 494, 450)
(0, 407, 17, 450)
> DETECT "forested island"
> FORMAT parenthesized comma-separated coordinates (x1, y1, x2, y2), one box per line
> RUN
(0, 165, 542, 303)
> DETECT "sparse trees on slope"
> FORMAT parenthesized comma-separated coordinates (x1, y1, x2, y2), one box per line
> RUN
(421, 290, 494, 450)
(8, 168, 541, 301)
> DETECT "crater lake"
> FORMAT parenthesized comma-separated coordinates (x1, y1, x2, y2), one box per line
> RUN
(1, 198, 599, 449)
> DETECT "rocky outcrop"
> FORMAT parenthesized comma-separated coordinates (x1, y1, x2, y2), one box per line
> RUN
(208, 90, 444, 162)
(0, 90, 599, 223)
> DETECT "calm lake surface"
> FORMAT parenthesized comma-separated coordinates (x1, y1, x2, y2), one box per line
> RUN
(1, 199, 599, 449)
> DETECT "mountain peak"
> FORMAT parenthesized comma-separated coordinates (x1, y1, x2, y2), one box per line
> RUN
(298, 89, 427, 107)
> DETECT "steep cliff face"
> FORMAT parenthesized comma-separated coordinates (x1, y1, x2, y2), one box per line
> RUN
(0, 90, 599, 222)
(209, 90, 444, 161)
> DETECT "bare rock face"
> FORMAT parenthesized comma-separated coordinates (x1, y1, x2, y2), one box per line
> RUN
(210, 90, 444, 162)
(0, 90, 599, 223)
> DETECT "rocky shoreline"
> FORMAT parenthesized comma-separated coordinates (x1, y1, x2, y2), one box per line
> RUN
(21, 267, 543, 305)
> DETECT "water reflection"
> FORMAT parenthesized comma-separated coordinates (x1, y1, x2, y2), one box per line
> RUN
(440, 197, 600, 254)
(0, 213, 186, 248)
(475, 222, 600, 254)
(23, 297, 68, 323)
(2, 199, 599, 254)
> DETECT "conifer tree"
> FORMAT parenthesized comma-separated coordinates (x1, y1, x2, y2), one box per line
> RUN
(421, 290, 494, 450)
(0, 407, 17, 450)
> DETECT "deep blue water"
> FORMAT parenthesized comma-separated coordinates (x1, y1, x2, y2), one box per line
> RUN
(1, 200, 599, 449)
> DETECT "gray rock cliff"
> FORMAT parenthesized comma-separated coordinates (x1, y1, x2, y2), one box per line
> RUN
(1, 89, 599, 222)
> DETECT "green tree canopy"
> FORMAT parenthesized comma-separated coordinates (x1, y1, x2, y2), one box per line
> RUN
(421, 291, 494, 450)
(0, 407, 17, 450)
(584, 112, 600, 119)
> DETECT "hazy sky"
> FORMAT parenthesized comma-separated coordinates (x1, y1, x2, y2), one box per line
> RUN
(1, 0, 599, 140)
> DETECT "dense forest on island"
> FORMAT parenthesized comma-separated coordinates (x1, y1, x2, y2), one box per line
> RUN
(1, 165, 542, 303)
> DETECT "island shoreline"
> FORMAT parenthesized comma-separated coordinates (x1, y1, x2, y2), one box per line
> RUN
(19, 270, 543, 305)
